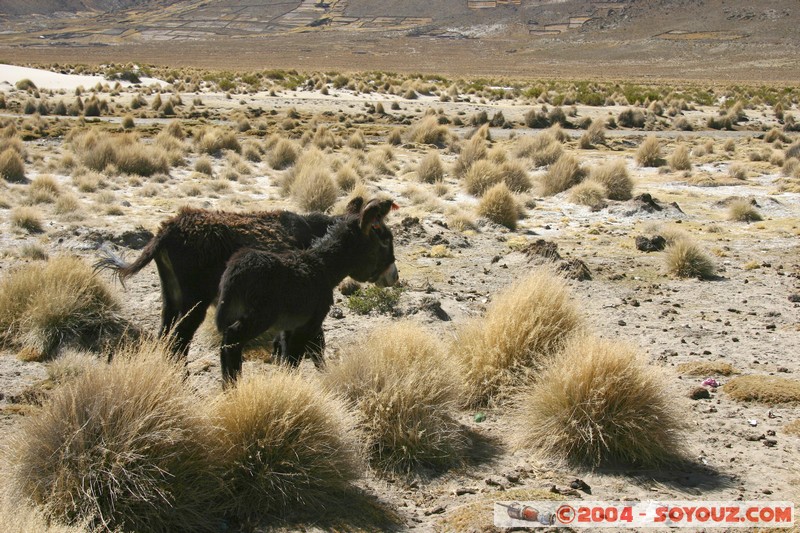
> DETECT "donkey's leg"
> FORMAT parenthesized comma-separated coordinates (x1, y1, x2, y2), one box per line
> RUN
(283, 321, 326, 368)
(219, 314, 274, 386)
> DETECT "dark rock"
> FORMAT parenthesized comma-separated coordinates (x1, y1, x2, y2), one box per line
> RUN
(570, 478, 592, 494)
(424, 506, 446, 516)
(522, 239, 562, 261)
(558, 258, 592, 281)
(454, 487, 477, 496)
(763, 438, 777, 447)
(635, 235, 667, 252)
(788, 294, 800, 303)
(744, 433, 765, 442)
(329, 307, 344, 320)
(417, 297, 450, 321)
(689, 387, 711, 400)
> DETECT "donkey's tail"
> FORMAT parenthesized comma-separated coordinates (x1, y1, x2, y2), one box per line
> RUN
(93, 235, 161, 286)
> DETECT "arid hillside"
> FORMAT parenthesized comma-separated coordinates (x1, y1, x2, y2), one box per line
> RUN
(0, 0, 797, 81)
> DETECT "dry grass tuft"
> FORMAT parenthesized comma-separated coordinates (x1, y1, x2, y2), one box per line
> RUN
(5, 339, 222, 532)
(669, 144, 692, 171)
(0, 256, 124, 359)
(728, 199, 763, 222)
(0, 147, 26, 182)
(453, 269, 583, 406)
(676, 361, 738, 376)
(664, 239, 716, 279)
(71, 131, 169, 177)
(724, 375, 800, 404)
(477, 182, 519, 230)
(10, 206, 43, 233)
(268, 138, 298, 170)
(464, 159, 502, 196)
(406, 115, 451, 147)
(539, 152, 586, 196)
(196, 126, 240, 155)
(636, 135, 664, 167)
(514, 132, 563, 167)
(729, 162, 748, 180)
(453, 135, 486, 179)
(211, 369, 361, 518)
(290, 165, 339, 212)
(514, 335, 686, 466)
(322, 321, 465, 474)
(416, 151, 444, 183)
(785, 420, 800, 436)
(588, 159, 633, 200)
(569, 180, 606, 208)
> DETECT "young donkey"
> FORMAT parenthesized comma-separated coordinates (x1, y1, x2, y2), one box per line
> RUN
(216, 198, 398, 385)
(95, 201, 362, 357)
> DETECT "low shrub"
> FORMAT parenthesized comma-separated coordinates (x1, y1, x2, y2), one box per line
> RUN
(514, 335, 686, 466)
(322, 321, 465, 473)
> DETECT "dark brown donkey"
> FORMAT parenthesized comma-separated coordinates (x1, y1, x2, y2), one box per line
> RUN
(95, 200, 368, 357)
(216, 198, 398, 385)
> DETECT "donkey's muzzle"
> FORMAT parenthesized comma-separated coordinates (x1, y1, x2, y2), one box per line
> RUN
(374, 263, 399, 287)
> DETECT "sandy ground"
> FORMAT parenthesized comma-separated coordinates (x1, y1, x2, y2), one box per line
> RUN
(0, 65, 798, 532)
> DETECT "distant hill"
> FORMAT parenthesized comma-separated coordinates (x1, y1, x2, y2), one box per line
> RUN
(0, 0, 796, 81)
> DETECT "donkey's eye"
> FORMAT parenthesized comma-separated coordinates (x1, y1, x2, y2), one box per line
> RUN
(371, 222, 382, 230)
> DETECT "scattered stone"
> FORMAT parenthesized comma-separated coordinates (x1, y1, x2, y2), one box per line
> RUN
(417, 297, 450, 321)
(485, 478, 505, 489)
(763, 489, 773, 495)
(788, 294, 800, 303)
(550, 485, 580, 497)
(523, 239, 562, 261)
(763, 438, 777, 447)
(766, 430, 776, 437)
(777, 367, 789, 373)
(424, 506, 446, 516)
(504, 473, 520, 484)
(618, 320, 627, 326)
(329, 306, 344, 319)
(558, 258, 592, 281)
(570, 479, 592, 494)
(635, 235, 667, 252)
(454, 487, 478, 496)
(689, 387, 711, 400)
(744, 433, 765, 442)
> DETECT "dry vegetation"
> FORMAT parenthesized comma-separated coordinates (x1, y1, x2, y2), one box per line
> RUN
(0, 63, 798, 532)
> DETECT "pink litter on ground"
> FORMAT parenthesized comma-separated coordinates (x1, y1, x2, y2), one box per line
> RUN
(702, 378, 719, 387)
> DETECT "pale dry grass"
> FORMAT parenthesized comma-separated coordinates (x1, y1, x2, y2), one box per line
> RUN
(676, 361, 738, 376)
(0, 256, 124, 359)
(569, 180, 606, 208)
(477, 182, 519, 230)
(0, 147, 26, 182)
(195, 126, 241, 155)
(724, 375, 800, 404)
(514, 132, 563, 167)
(416, 151, 445, 183)
(10, 206, 43, 233)
(5, 339, 222, 532)
(406, 115, 451, 147)
(322, 321, 465, 474)
(669, 144, 692, 171)
(211, 369, 361, 518)
(664, 239, 716, 279)
(539, 152, 586, 196)
(453, 269, 584, 406)
(588, 159, 633, 200)
(636, 135, 663, 167)
(728, 199, 763, 222)
(514, 335, 686, 466)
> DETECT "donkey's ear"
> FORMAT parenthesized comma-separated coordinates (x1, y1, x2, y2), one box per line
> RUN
(360, 198, 394, 234)
(345, 196, 364, 215)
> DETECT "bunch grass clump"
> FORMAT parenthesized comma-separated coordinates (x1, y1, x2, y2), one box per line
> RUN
(477, 182, 519, 230)
(514, 132, 562, 167)
(268, 138, 298, 170)
(10, 206, 43, 233)
(724, 375, 800, 404)
(676, 361, 738, 376)
(514, 335, 686, 466)
(196, 126, 241, 155)
(416, 151, 444, 183)
(453, 269, 583, 406)
(5, 339, 222, 532)
(668, 144, 692, 171)
(0, 256, 124, 359)
(636, 135, 664, 167)
(588, 159, 633, 200)
(568, 180, 606, 208)
(210, 370, 361, 519)
(539, 152, 586, 196)
(322, 321, 465, 474)
(71, 131, 169, 176)
(406, 115, 451, 147)
(664, 239, 716, 279)
(727, 199, 763, 222)
(290, 165, 339, 212)
(0, 147, 26, 182)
